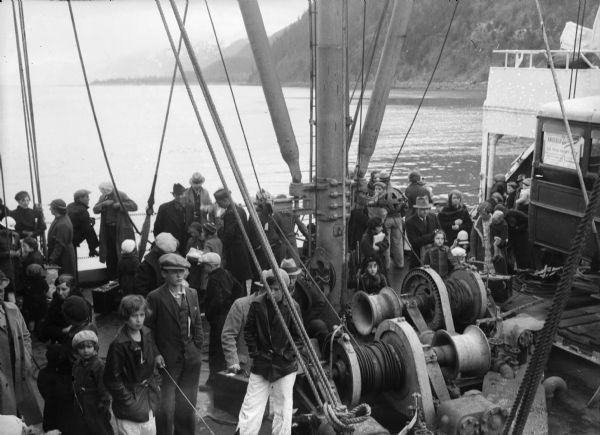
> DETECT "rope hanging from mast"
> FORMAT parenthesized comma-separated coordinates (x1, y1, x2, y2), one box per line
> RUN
(138, 0, 191, 260)
(157, 0, 370, 428)
(11, 0, 47, 257)
(66, 0, 141, 236)
(386, 0, 459, 187)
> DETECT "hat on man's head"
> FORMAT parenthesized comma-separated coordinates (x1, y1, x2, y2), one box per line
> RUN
(50, 199, 67, 212)
(414, 196, 431, 209)
(72, 330, 98, 348)
(451, 247, 466, 258)
(73, 189, 91, 200)
(457, 230, 469, 245)
(214, 188, 230, 201)
(280, 258, 301, 276)
(265, 268, 290, 287)
(121, 239, 136, 254)
(172, 183, 185, 196)
(62, 296, 89, 323)
(2, 216, 16, 230)
(98, 181, 114, 193)
(26, 263, 45, 278)
(199, 252, 221, 266)
(159, 253, 190, 270)
(154, 232, 178, 253)
(189, 172, 205, 184)
(202, 222, 217, 235)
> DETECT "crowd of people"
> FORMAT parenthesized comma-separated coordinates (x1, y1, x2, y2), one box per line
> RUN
(350, 169, 535, 294)
(0, 168, 536, 434)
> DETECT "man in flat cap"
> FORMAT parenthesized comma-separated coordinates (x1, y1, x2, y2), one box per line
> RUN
(47, 199, 77, 275)
(134, 232, 178, 297)
(154, 183, 187, 255)
(201, 252, 244, 388)
(214, 188, 254, 293)
(183, 172, 212, 227)
(67, 189, 99, 258)
(146, 253, 203, 435)
(93, 182, 138, 279)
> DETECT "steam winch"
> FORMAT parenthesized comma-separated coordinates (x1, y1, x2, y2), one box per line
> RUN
(352, 267, 488, 335)
(330, 318, 491, 425)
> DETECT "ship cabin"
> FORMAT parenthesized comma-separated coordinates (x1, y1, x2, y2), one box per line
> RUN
(529, 96, 600, 259)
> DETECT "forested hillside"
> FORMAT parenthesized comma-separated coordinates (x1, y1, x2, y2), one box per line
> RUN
(203, 0, 599, 85)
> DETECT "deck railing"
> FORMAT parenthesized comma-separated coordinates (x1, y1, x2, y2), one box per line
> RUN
(493, 49, 600, 69)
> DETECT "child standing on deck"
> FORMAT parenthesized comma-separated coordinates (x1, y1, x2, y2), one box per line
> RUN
(422, 230, 459, 278)
(72, 330, 114, 435)
(357, 256, 388, 294)
(104, 295, 161, 435)
(118, 239, 139, 296)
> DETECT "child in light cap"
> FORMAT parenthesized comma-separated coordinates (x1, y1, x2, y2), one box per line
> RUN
(118, 239, 139, 296)
(71, 329, 114, 435)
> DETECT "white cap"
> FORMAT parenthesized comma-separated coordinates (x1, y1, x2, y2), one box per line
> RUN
(451, 247, 466, 257)
(121, 239, 136, 254)
(154, 232, 178, 253)
(3, 216, 16, 230)
(199, 252, 221, 265)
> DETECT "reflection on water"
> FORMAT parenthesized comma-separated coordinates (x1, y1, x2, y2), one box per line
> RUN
(1, 84, 526, 209)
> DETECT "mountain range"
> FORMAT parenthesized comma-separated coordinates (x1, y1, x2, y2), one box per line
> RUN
(95, 0, 599, 86)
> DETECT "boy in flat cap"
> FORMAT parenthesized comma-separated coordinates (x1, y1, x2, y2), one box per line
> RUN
(67, 189, 100, 258)
(146, 253, 203, 435)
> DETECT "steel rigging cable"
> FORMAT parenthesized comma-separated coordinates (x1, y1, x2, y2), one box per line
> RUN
(67, 0, 140, 235)
(138, 0, 191, 260)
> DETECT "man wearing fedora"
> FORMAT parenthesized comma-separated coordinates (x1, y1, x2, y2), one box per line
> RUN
(405, 196, 440, 269)
(183, 172, 212, 226)
(146, 253, 203, 435)
(154, 183, 188, 255)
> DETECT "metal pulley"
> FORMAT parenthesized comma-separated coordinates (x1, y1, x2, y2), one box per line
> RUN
(430, 325, 492, 380)
(352, 267, 488, 335)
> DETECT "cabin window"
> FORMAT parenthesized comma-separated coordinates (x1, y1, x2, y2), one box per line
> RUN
(541, 120, 585, 170)
(590, 129, 600, 173)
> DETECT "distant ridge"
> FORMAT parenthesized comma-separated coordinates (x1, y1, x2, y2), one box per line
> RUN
(95, 0, 599, 85)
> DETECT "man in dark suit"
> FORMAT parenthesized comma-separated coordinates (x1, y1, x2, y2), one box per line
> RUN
(146, 253, 203, 435)
(214, 188, 253, 294)
(67, 189, 99, 257)
(405, 196, 440, 269)
(154, 183, 187, 255)
(183, 172, 212, 226)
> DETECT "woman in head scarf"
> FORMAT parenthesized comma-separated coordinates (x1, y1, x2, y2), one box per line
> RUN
(437, 190, 473, 246)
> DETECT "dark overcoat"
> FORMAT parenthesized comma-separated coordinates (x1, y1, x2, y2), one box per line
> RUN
(47, 214, 77, 275)
(222, 204, 253, 284)
(153, 199, 187, 255)
(93, 191, 137, 264)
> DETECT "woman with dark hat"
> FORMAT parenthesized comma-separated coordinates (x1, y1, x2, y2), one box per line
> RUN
(47, 199, 77, 276)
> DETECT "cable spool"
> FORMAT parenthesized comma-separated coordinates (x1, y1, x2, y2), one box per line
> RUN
(352, 287, 403, 335)
(445, 269, 488, 327)
(330, 335, 404, 407)
(431, 325, 491, 380)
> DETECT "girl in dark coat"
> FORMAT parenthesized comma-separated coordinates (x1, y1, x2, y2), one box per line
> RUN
(357, 256, 388, 294)
(104, 295, 161, 433)
(71, 330, 114, 435)
(437, 190, 473, 246)
(422, 230, 459, 278)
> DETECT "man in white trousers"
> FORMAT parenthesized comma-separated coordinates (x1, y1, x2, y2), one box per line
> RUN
(236, 269, 302, 435)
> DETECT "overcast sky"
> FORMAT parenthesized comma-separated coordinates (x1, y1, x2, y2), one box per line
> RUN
(0, 0, 307, 85)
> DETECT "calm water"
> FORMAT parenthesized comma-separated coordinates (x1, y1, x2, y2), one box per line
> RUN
(1, 84, 527, 212)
